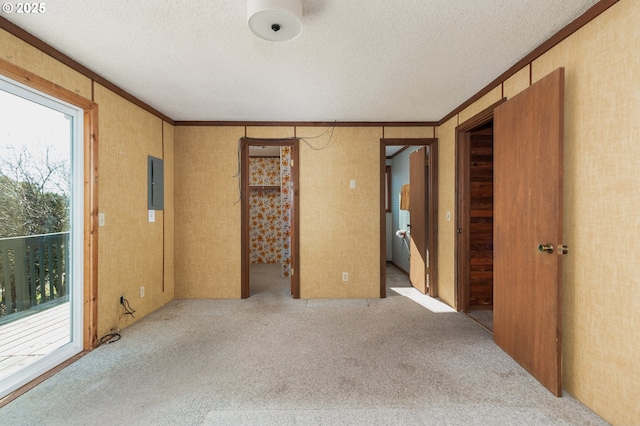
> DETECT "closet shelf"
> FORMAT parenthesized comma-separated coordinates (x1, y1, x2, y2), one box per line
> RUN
(249, 185, 280, 190)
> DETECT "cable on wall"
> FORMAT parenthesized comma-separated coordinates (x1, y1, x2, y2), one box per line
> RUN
(232, 121, 337, 204)
(298, 121, 336, 150)
(121, 297, 136, 318)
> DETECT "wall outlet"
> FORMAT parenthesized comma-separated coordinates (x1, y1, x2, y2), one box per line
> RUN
(139, 286, 145, 298)
(342, 272, 349, 282)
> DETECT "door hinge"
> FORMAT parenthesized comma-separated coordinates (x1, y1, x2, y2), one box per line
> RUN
(291, 159, 294, 167)
(291, 268, 294, 276)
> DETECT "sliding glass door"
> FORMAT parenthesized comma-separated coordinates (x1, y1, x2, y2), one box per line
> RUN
(0, 75, 83, 398)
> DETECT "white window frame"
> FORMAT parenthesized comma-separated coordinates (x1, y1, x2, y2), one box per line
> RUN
(0, 75, 84, 399)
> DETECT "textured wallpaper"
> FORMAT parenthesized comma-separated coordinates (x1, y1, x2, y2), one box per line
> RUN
(249, 188, 282, 264)
(0, 29, 92, 99)
(248, 153, 292, 277)
(94, 83, 168, 336)
(249, 157, 280, 186)
(280, 147, 292, 277)
(529, 2, 640, 423)
(249, 157, 282, 265)
(433, 2, 639, 423)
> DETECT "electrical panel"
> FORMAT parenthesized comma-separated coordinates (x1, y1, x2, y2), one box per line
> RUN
(148, 156, 164, 210)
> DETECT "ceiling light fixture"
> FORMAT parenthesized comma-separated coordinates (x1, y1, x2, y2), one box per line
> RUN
(247, 0, 303, 42)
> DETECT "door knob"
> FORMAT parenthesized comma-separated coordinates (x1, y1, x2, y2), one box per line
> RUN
(538, 244, 554, 254)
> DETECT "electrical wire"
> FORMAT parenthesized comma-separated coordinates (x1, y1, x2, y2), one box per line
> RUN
(299, 121, 337, 151)
(233, 122, 338, 204)
(97, 332, 121, 346)
(121, 297, 136, 318)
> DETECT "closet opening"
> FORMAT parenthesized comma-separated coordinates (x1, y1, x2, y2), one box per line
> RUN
(240, 138, 300, 299)
(455, 100, 504, 331)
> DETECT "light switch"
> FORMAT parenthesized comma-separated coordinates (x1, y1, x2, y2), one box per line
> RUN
(350, 180, 356, 189)
(148, 210, 155, 223)
(98, 213, 105, 227)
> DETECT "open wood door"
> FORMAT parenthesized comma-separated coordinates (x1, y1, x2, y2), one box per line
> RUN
(493, 68, 565, 396)
(409, 147, 428, 294)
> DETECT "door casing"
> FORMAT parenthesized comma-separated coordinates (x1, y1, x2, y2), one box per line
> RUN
(380, 138, 438, 298)
(240, 138, 300, 299)
(455, 100, 504, 312)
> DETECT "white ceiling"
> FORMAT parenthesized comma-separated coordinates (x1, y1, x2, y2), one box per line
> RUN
(3, 0, 598, 122)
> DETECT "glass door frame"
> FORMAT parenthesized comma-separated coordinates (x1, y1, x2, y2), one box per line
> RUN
(0, 59, 99, 399)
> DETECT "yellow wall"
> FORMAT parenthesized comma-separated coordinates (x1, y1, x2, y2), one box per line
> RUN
(533, 2, 639, 423)
(4, 2, 639, 422)
(434, 118, 457, 307)
(434, 2, 639, 423)
(246, 126, 294, 139)
(173, 125, 433, 299)
(163, 122, 176, 302)
(0, 28, 92, 99)
(297, 127, 382, 298)
(383, 127, 435, 139)
(94, 84, 174, 336)
(458, 86, 502, 124)
(0, 30, 175, 339)
(173, 126, 244, 298)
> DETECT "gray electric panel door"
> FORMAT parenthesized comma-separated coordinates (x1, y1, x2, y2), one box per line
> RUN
(148, 155, 164, 210)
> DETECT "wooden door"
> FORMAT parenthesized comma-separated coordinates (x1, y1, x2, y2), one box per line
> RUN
(409, 147, 428, 294)
(493, 68, 564, 396)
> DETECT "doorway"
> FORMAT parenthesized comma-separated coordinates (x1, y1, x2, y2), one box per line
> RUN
(455, 101, 504, 330)
(0, 74, 87, 398)
(240, 138, 300, 299)
(380, 139, 438, 298)
(456, 70, 565, 395)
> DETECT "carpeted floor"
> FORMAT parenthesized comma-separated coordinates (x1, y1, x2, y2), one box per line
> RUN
(467, 309, 494, 332)
(0, 264, 607, 425)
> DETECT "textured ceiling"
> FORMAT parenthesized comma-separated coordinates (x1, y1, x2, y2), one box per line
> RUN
(3, 0, 599, 122)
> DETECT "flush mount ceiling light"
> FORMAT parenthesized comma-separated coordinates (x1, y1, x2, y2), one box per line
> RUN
(247, 0, 303, 42)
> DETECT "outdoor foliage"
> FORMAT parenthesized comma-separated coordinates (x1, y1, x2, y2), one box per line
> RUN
(0, 146, 69, 316)
(0, 146, 69, 238)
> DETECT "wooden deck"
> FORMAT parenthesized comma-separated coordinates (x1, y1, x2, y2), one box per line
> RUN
(0, 302, 70, 381)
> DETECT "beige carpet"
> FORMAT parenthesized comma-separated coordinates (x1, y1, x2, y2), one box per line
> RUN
(467, 310, 494, 332)
(0, 263, 607, 425)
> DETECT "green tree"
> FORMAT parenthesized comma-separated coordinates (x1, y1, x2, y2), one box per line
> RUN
(0, 146, 69, 238)
(0, 147, 69, 315)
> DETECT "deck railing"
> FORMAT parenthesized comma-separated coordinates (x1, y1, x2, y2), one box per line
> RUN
(0, 232, 69, 319)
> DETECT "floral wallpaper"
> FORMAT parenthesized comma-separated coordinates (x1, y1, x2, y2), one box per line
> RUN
(281, 147, 292, 277)
(248, 153, 292, 277)
(250, 157, 281, 264)
(249, 157, 280, 186)
(249, 187, 282, 264)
